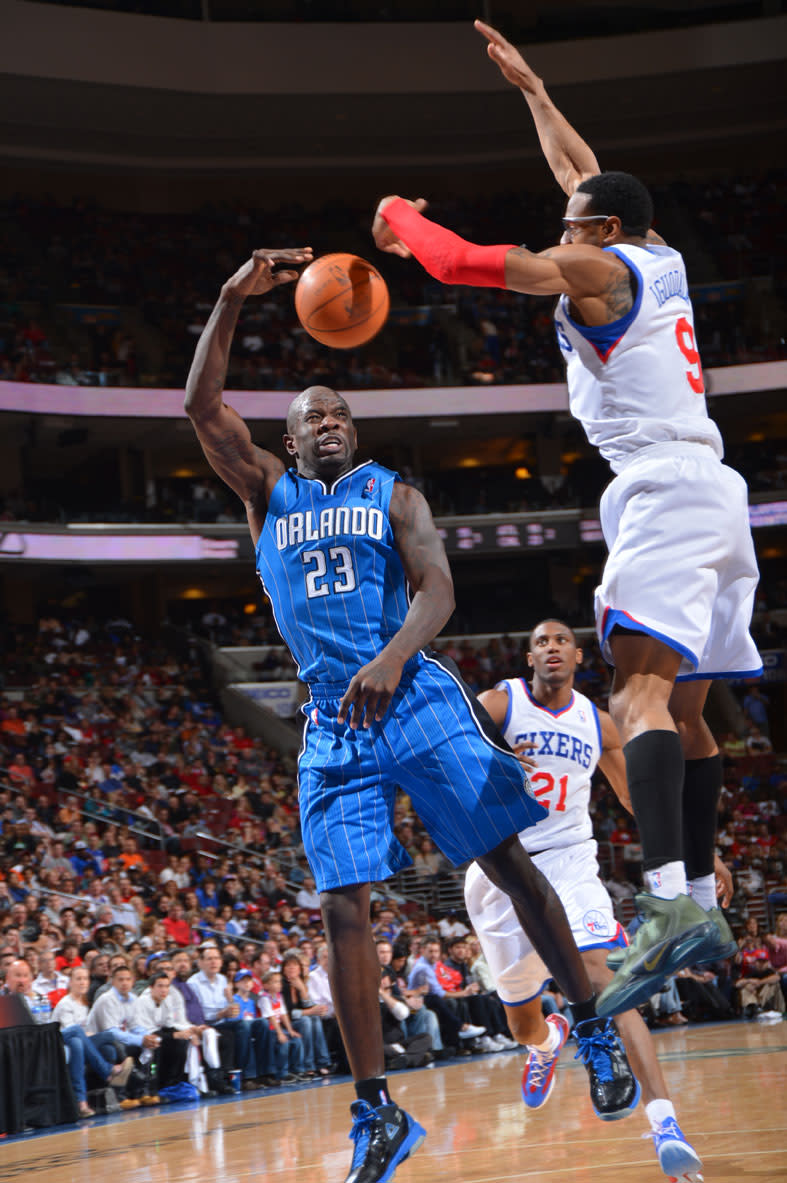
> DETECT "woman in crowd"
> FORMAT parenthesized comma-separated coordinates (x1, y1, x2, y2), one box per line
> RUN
(52, 965, 134, 1117)
(280, 951, 331, 1077)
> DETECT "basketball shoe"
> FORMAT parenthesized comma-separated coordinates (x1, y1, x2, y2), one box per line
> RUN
(343, 1099, 426, 1183)
(521, 1013, 570, 1109)
(607, 904, 736, 972)
(573, 1018, 640, 1121)
(597, 894, 716, 1016)
(649, 1115, 704, 1181)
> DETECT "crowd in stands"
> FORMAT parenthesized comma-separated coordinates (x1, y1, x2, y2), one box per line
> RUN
(0, 612, 784, 1125)
(1, 170, 784, 394)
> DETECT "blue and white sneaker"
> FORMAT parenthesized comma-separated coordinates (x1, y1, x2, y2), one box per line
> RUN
(649, 1116, 704, 1181)
(573, 1018, 641, 1121)
(521, 1014, 570, 1109)
(344, 1099, 426, 1183)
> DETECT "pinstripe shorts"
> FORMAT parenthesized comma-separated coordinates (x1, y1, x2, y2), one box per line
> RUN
(298, 650, 548, 892)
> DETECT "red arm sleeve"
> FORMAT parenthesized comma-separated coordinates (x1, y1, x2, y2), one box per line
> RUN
(380, 198, 514, 289)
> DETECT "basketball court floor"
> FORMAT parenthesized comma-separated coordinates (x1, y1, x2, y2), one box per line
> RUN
(2, 1021, 785, 1183)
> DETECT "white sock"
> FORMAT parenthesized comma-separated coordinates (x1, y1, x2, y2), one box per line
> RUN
(646, 1098, 676, 1130)
(644, 861, 687, 900)
(528, 1021, 561, 1056)
(687, 873, 716, 911)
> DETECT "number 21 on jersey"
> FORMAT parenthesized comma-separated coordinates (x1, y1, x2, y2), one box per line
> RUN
(530, 771, 568, 812)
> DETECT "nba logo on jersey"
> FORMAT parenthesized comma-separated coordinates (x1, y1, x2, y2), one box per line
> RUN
(363, 477, 376, 497)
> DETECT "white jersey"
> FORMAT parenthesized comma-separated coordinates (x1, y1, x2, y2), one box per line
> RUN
(499, 678, 602, 852)
(554, 242, 723, 474)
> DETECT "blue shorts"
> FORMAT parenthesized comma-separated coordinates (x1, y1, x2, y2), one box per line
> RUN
(298, 650, 548, 892)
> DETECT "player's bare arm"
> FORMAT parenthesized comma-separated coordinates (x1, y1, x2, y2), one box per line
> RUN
(373, 197, 630, 325)
(184, 248, 312, 538)
(597, 709, 634, 813)
(478, 686, 537, 771)
(337, 483, 454, 730)
(474, 19, 600, 196)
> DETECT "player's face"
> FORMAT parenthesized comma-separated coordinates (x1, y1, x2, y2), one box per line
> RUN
(527, 622, 581, 686)
(284, 388, 358, 476)
(560, 192, 612, 247)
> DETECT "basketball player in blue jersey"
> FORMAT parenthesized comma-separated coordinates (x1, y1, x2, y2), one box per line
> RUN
(185, 249, 637, 1183)
(467, 620, 705, 1182)
(371, 19, 761, 1023)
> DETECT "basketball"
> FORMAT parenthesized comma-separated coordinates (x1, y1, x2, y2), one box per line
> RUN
(295, 253, 389, 349)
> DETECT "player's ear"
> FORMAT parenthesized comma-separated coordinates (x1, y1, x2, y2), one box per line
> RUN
(526, 652, 534, 669)
(283, 432, 297, 457)
(575, 648, 583, 666)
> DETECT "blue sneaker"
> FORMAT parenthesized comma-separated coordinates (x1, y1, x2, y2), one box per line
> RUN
(521, 1014, 570, 1109)
(573, 1018, 640, 1122)
(344, 1100, 426, 1183)
(650, 1115, 704, 1181)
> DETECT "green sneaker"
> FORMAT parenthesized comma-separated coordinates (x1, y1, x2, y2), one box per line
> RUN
(607, 903, 738, 972)
(596, 893, 716, 1017)
(695, 906, 738, 963)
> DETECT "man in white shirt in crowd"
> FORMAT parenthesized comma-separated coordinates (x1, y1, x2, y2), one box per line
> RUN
(188, 943, 249, 1080)
(137, 970, 202, 1093)
(32, 947, 68, 998)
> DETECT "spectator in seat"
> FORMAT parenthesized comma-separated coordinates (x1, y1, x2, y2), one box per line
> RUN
(280, 950, 332, 1078)
(188, 943, 250, 1089)
(136, 971, 202, 1095)
(11, 960, 132, 1118)
(232, 969, 275, 1089)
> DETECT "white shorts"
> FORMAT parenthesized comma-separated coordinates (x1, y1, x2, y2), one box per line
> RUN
(464, 840, 626, 1006)
(595, 441, 762, 681)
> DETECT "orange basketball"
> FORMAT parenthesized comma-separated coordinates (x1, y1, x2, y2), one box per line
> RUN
(295, 253, 389, 349)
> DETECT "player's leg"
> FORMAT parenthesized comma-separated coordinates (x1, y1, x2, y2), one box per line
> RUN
(582, 949, 703, 1181)
(597, 630, 716, 1016)
(465, 858, 638, 1121)
(671, 678, 738, 963)
(321, 883, 425, 1183)
(300, 700, 425, 1183)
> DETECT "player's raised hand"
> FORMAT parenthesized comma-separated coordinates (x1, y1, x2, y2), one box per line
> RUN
(372, 196, 428, 258)
(474, 19, 542, 95)
(224, 248, 313, 299)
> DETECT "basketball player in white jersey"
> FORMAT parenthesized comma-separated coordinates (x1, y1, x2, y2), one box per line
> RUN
(371, 19, 761, 1020)
(465, 620, 703, 1182)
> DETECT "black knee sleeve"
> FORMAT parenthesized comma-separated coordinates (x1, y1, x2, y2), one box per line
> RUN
(623, 730, 684, 872)
(682, 753, 722, 880)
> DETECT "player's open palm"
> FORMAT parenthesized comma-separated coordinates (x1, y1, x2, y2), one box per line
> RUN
(225, 248, 313, 298)
(474, 19, 541, 94)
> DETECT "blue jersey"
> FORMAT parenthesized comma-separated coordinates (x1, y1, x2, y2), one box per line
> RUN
(255, 460, 410, 687)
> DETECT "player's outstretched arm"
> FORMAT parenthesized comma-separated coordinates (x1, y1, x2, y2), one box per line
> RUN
(337, 483, 455, 730)
(474, 19, 600, 195)
(373, 197, 617, 301)
(184, 249, 312, 513)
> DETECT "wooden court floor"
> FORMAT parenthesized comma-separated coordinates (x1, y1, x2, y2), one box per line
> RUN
(2, 1021, 785, 1183)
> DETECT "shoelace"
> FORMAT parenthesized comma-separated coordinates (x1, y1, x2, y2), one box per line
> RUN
(525, 1047, 555, 1090)
(348, 1101, 379, 1165)
(573, 1020, 616, 1083)
(646, 1117, 683, 1146)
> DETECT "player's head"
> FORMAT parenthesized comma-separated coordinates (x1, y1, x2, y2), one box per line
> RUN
(561, 171, 654, 246)
(527, 619, 582, 688)
(283, 386, 358, 477)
